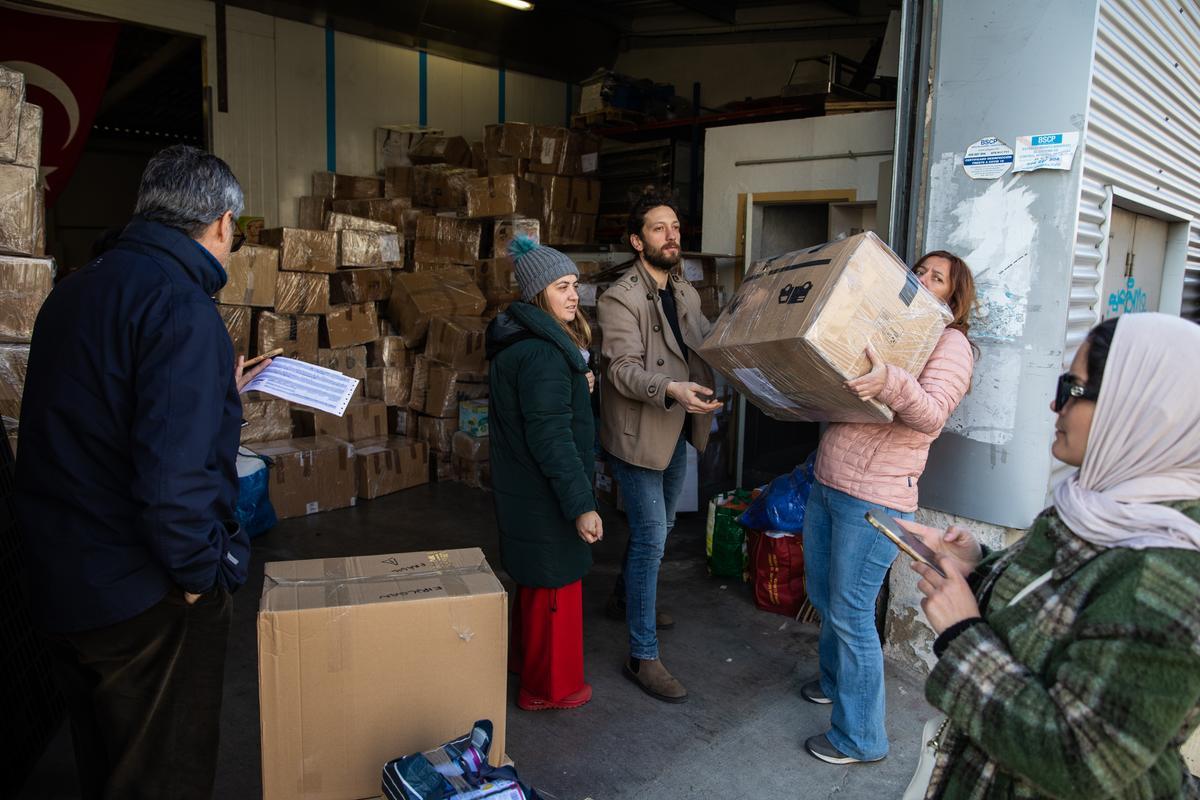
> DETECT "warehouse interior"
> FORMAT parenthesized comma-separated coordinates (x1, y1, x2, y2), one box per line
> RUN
(1, 0, 938, 797)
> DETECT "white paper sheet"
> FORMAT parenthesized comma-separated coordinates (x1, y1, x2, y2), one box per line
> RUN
(242, 357, 359, 417)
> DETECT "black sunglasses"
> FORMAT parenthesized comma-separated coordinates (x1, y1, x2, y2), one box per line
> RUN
(1053, 372, 1098, 413)
(231, 230, 246, 253)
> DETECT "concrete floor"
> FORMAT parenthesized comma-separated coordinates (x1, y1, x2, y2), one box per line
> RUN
(19, 481, 937, 800)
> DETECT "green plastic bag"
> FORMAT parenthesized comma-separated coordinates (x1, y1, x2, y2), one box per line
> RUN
(706, 489, 756, 579)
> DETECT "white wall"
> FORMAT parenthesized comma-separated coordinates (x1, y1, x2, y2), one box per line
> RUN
(39, 0, 572, 227)
(615, 38, 878, 110)
(700, 111, 896, 256)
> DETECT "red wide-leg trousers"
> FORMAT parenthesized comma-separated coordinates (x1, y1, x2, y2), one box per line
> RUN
(509, 580, 585, 702)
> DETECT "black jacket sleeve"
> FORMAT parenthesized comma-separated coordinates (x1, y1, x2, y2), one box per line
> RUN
(129, 290, 248, 594)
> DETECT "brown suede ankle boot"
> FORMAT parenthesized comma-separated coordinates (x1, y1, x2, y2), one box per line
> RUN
(623, 657, 688, 703)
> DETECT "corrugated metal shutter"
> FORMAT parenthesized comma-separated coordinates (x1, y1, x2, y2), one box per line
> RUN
(1069, 0, 1200, 358)
(1054, 0, 1200, 492)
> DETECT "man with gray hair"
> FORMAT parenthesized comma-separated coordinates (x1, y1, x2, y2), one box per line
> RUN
(15, 145, 265, 799)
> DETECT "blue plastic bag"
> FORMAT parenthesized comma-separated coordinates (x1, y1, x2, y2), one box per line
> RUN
(236, 450, 277, 539)
(738, 452, 816, 534)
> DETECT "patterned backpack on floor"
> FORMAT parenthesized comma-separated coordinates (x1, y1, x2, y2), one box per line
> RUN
(382, 720, 543, 800)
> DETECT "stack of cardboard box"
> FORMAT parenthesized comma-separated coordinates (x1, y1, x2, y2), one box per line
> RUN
(0, 65, 51, 457)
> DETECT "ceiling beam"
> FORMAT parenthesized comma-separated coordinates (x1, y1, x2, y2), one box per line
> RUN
(672, 0, 737, 24)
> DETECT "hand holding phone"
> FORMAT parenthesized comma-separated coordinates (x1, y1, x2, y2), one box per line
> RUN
(865, 510, 947, 578)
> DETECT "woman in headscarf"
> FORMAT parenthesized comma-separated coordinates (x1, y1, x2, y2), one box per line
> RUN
(904, 312, 1200, 799)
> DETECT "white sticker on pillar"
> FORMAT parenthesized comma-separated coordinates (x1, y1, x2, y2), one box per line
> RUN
(962, 137, 1014, 179)
(580, 153, 598, 173)
(1013, 132, 1080, 173)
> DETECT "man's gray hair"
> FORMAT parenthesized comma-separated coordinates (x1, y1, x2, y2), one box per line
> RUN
(134, 145, 244, 238)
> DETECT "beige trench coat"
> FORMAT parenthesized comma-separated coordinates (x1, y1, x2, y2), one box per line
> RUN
(597, 259, 715, 470)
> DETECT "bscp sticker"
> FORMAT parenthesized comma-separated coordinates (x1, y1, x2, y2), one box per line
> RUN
(778, 282, 813, 305)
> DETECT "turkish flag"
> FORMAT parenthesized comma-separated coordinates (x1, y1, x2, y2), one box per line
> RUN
(1, 6, 119, 207)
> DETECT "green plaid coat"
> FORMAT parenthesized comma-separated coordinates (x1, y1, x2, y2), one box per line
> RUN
(925, 501, 1200, 799)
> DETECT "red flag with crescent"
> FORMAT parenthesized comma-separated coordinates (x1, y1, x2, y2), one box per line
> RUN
(1, 6, 119, 206)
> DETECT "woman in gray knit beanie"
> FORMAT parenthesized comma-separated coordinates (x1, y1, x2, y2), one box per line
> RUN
(483, 234, 601, 711)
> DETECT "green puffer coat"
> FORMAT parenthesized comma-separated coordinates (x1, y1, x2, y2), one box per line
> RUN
(485, 301, 595, 588)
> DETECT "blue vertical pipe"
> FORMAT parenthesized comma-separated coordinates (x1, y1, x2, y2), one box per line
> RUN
(418, 50, 428, 126)
(325, 27, 336, 171)
(498, 68, 506, 123)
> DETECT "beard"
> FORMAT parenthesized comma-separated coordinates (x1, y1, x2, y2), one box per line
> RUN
(642, 241, 681, 270)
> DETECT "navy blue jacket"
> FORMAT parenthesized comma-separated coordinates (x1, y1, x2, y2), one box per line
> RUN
(15, 217, 249, 634)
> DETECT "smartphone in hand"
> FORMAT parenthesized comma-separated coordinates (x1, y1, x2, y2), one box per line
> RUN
(865, 510, 947, 578)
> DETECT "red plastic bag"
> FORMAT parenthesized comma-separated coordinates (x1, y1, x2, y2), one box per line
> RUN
(748, 530, 806, 617)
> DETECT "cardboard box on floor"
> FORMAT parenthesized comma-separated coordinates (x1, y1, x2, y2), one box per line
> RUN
(412, 216, 483, 266)
(15, 102, 42, 169)
(0, 255, 53, 342)
(484, 122, 534, 159)
(331, 197, 412, 229)
(296, 196, 331, 230)
(366, 366, 411, 407)
(0, 343, 29, 417)
(367, 335, 408, 369)
(248, 435, 356, 519)
(0, 164, 39, 256)
(330, 268, 391, 305)
(339, 229, 401, 268)
(258, 228, 338, 273)
(321, 303, 378, 349)
(317, 346, 368, 396)
(0, 66, 23, 164)
(425, 316, 488, 372)
(384, 166, 415, 199)
(697, 232, 952, 423)
(464, 176, 542, 219)
(417, 413, 457, 453)
(257, 547, 507, 800)
(312, 171, 383, 199)
(408, 135, 472, 167)
(239, 395, 292, 444)
(423, 364, 488, 418)
(292, 398, 387, 442)
(354, 436, 428, 498)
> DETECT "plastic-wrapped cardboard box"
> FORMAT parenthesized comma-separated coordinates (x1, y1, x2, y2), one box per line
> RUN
(331, 197, 411, 229)
(525, 174, 570, 218)
(339, 229, 401, 268)
(493, 217, 539, 259)
(414, 165, 478, 209)
(324, 212, 396, 234)
(254, 311, 319, 362)
(486, 157, 528, 177)
(451, 431, 490, 489)
(529, 126, 572, 175)
(321, 303, 378, 349)
(484, 122, 534, 159)
(408, 354, 430, 412)
(258, 228, 338, 273)
(15, 102, 42, 169)
(292, 398, 386, 442)
(0, 164, 38, 256)
(297, 196, 331, 230)
(408, 135, 472, 166)
(465, 176, 542, 219)
(0, 66, 23, 164)
(417, 413, 457, 453)
(367, 335, 408, 369)
(257, 547, 507, 800)
(568, 178, 601, 214)
(273, 272, 329, 315)
(247, 436, 356, 519)
(0, 343, 29, 417)
(697, 232, 952, 423)
(424, 364, 488, 418)
(218, 304, 252, 358)
(354, 436, 428, 498)
(217, 244, 278, 307)
(366, 366, 411, 406)
(0, 255, 52, 342)
(412, 216, 483, 265)
(388, 268, 486, 348)
(385, 166, 415, 199)
(317, 346, 367, 396)
(388, 406, 410, 436)
(312, 171, 383, 199)
(544, 212, 595, 245)
(239, 395, 292, 444)
(425, 316, 488, 371)
(376, 124, 443, 170)
(331, 268, 391, 305)
(476, 257, 519, 307)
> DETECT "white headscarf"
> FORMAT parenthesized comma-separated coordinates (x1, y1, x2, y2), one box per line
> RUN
(1053, 312, 1200, 552)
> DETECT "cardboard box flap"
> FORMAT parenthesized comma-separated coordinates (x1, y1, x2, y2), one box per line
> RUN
(261, 547, 503, 613)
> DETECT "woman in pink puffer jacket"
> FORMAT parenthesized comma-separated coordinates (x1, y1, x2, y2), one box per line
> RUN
(801, 251, 977, 767)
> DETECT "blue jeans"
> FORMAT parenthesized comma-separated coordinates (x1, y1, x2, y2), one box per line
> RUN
(607, 433, 688, 660)
(802, 480, 913, 760)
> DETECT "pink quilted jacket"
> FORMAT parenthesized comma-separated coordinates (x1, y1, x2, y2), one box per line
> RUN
(813, 328, 974, 513)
